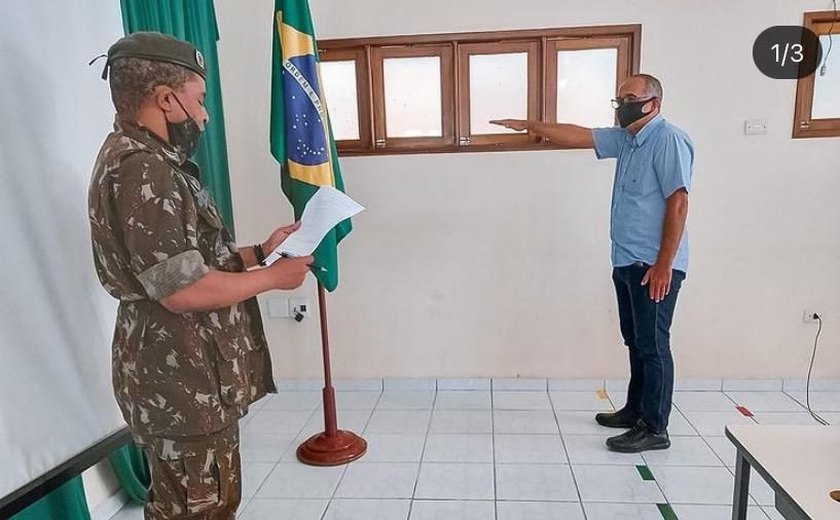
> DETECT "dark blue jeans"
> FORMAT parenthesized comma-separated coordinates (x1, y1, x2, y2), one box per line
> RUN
(612, 262, 686, 434)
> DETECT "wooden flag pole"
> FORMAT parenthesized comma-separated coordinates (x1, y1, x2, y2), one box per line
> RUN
(296, 283, 367, 466)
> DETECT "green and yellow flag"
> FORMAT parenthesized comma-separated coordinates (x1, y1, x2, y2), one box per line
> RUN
(270, 0, 351, 292)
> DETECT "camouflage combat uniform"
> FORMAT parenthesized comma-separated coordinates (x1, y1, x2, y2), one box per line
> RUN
(88, 119, 276, 519)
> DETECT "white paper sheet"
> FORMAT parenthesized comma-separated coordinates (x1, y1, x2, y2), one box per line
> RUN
(264, 186, 364, 265)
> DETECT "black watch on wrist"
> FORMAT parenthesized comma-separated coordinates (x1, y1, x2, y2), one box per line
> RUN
(254, 243, 266, 266)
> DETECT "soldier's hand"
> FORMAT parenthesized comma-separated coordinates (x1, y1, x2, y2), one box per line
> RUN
(489, 119, 529, 132)
(262, 222, 301, 255)
(268, 255, 313, 290)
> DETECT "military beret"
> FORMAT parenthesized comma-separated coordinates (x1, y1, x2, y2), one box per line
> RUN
(96, 31, 206, 80)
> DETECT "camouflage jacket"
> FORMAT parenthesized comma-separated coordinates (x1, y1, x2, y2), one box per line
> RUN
(88, 120, 276, 442)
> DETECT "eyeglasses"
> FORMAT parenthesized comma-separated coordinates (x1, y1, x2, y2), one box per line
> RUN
(610, 96, 658, 109)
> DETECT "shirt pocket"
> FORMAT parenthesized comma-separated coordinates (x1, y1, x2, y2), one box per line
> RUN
(211, 319, 260, 407)
(624, 166, 655, 196)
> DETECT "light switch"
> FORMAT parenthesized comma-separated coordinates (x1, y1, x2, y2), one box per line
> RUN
(744, 119, 768, 135)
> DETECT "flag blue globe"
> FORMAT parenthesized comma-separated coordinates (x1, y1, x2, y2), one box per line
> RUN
(283, 55, 329, 166)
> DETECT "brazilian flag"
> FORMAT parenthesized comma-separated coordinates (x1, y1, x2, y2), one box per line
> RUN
(270, 0, 351, 292)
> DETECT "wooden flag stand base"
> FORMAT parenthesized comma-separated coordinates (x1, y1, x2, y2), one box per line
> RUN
(297, 284, 367, 466)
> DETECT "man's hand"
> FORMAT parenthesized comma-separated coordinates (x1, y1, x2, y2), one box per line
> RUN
(263, 221, 301, 255)
(490, 119, 529, 132)
(641, 263, 672, 303)
(267, 255, 314, 290)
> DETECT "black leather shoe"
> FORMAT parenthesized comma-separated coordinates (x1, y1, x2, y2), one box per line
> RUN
(606, 423, 670, 453)
(606, 420, 647, 442)
(595, 408, 641, 429)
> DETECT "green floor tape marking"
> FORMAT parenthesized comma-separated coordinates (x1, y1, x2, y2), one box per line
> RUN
(657, 503, 678, 520)
(636, 464, 655, 481)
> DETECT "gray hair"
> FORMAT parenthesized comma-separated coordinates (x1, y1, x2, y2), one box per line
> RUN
(631, 73, 663, 101)
(109, 57, 195, 119)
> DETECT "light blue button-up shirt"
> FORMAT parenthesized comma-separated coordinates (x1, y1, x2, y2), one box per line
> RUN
(592, 115, 694, 273)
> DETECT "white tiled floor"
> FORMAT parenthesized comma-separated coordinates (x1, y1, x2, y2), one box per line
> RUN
(110, 386, 837, 520)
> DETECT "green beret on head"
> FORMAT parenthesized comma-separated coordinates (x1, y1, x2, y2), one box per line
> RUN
(100, 31, 206, 79)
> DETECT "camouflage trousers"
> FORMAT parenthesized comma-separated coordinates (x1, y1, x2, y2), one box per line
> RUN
(140, 424, 242, 520)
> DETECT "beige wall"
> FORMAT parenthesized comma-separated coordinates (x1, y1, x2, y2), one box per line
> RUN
(215, 0, 840, 380)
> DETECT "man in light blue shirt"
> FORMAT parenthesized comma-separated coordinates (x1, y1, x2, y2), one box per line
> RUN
(492, 74, 694, 453)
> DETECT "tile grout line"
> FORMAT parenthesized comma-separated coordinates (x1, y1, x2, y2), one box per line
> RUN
(679, 391, 775, 513)
(406, 388, 436, 518)
(243, 403, 323, 513)
(234, 388, 817, 518)
(638, 389, 729, 519)
(491, 385, 499, 520)
(317, 389, 382, 520)
(634, 458, 673, 519)
(547, 388, 589, 520)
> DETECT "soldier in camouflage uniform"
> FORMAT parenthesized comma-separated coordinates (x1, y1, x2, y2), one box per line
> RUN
(88, 32, 313, 519)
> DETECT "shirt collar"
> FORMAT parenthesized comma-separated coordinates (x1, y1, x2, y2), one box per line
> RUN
(632, 114, 665, 146)
(114, 118, 187, 166)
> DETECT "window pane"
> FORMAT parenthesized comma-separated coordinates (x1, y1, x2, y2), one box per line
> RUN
(384, 56, 442, 137)
(812, 34, 840, 119)
(469, 52, 529, 135)
(556, 48, 617, 128)
(320, 60, 360, 141)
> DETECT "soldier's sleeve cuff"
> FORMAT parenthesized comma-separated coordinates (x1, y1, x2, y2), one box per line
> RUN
(136, 249, 209, 301)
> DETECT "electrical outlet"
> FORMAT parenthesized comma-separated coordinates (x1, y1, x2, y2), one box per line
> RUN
(289, 297, 311, 319)
(802, 309, 822, 324)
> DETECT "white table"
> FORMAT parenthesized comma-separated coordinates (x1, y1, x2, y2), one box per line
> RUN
(726, 425, 840, 520)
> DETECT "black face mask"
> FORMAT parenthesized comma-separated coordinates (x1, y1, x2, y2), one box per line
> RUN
(616, 98, 654, 128)
(166, 94, 203, 158)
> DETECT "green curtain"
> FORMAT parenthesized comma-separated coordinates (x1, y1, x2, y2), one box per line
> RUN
(109, 444, 150, 503)
(11, 477, 91, 520)
(120, 0, 236, 231)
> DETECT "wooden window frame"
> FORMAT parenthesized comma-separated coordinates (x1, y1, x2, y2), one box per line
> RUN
(545, 37, 632, 129)
(371, 44, 456, 150)
(457, 41, 540, 147)
(318, 24, 641, 156)
(794, 11, 840, 138)
(318, 47, 373, 151)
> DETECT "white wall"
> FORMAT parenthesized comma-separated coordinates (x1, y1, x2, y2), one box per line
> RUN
(215, 0, 840, 380)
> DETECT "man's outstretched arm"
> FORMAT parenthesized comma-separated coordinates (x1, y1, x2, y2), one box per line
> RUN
(490, 119, 595, 148)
